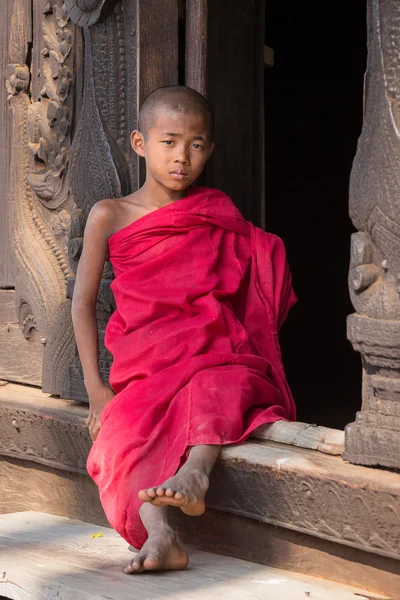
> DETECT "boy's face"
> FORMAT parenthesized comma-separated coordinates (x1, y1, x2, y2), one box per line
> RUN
(131, 109, 214, 192)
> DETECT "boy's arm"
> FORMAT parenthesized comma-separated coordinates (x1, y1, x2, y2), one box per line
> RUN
(71, 201, 115, 440)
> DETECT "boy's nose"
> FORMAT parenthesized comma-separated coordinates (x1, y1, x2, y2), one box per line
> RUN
(175, 149, 190, 164)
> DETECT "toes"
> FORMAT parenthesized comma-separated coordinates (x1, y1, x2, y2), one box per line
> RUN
(138, 489, 150, 502)
(138, 488, 157, 502)
(138, 482, 188, 506)
(123, 558, 143, 574)
(123, 552, 161, 573)
(143, 553, 161, 570)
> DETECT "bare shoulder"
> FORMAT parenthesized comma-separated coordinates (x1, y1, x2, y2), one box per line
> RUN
(86, 199, 120, 239)
(86, 192, 147, 239)
(88, 198, 118, 222)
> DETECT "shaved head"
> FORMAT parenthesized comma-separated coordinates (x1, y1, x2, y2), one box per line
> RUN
(138, 85, 214, 140)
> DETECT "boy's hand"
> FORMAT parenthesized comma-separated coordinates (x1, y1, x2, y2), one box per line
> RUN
(87, 383, 115, 441)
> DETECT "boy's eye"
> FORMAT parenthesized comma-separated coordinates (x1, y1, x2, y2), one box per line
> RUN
(162, 140, 173, 145)
(192, 144, 203, 150)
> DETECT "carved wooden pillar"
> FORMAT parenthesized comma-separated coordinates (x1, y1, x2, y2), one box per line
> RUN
(6, 0, 79, 393)
(62, 0, 178, 400)
(344, 0, 400, 468)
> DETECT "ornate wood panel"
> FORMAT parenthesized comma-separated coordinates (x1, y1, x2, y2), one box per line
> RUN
(6, 0, 78, 392)
(344, 0, 400, 468)
(0, 0, 15, 289)
(4, 0, 178, 398)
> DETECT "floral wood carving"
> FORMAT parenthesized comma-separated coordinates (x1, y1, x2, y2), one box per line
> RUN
(7, 0, 78, 394)
(64, 0, 119, 27)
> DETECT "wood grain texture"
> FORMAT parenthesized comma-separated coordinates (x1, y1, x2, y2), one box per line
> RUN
(171, 509, 399, 599)
(0, 384, 399, 560)
(0, 0, 15, 288)
(0, 325, 42, 385)
(252, 421, 344, 455)
(0, 511, 388, 600)
(185, 0, 207, 95)
(0, 457, 106, 526)
(0, 457, 395, 599)
(0, 290, 18, 322)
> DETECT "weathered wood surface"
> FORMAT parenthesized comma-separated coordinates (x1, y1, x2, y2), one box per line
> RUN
(209, 443, 400, 562)
(0, 383, 399, 560)
(171, 509, 399, 600)
(0, 291, 43, 385)
(185, 0, 208, 96)
(7, 0, 77, 395)
(0, 457, 106, 526)
(0, 383, 89, 472)
(0, 325, 43, 385)
(0, 458, 397, 599)
(0, 289, 17, 322)
(252, 420, 344, 455)
(0, 512, 387, 600)
(345, 0, 400, 467)
(0, 0, 14, 288)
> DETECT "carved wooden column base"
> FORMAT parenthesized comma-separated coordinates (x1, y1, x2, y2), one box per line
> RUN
(344, 314, 400, 468)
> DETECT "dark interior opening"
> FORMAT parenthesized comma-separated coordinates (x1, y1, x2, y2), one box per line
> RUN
(264, 2, 367, 429)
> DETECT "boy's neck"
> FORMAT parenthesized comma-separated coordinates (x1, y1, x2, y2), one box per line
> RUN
(139, 177, 188, 208)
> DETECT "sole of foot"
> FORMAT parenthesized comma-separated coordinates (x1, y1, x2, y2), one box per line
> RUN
(138, 474, 208, 516)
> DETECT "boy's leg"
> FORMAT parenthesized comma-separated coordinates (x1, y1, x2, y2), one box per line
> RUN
(138, 444, 221, 515)
(124, 502, 188, 574)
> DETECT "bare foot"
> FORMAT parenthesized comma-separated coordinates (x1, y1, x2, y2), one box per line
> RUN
(123, 532, 188, 574)
(138, 466, 209, 516)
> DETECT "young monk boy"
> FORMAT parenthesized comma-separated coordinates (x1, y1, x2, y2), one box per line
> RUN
(71, 85, 296, 574)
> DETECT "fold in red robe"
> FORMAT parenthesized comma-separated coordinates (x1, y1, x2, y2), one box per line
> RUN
(87, 186, 296, 549)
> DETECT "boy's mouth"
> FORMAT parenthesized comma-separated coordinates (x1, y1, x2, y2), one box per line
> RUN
(170, 169, 189, 179)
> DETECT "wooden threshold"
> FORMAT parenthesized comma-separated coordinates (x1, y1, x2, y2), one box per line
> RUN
(1, 457, 398, 598)
(0, 382, 398, 560)
(0, 512, 389, 600)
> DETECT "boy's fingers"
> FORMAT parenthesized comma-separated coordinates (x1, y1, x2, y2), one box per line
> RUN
(89, 419, 101, 442)
(89, 424, 96, 441)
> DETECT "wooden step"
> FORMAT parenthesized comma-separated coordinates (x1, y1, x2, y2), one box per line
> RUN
(0, 512, 389, 600)
(1, 382, 400, 597)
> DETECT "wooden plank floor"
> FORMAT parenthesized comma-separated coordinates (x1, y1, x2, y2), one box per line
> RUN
(0, 512, 388, 600)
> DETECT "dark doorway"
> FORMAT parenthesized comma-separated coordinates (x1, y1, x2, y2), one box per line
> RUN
(264, 2, 367, 429)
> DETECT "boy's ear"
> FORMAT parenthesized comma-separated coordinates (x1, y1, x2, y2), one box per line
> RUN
(131, 130, 145, 157)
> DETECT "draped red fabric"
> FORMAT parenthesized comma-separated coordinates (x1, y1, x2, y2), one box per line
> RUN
(87, 187, 296, 549)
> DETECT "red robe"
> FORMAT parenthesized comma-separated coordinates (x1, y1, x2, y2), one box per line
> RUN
(87, 186, 296, 549)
